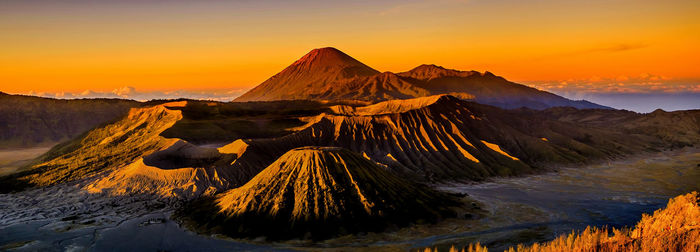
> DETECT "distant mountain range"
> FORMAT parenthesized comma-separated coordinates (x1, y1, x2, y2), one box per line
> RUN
(234, 47, 608, 110)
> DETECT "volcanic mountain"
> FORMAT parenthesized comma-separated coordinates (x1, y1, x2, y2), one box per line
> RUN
(179, 146, 460, 240)
(234, 47, 381, 102)
(234, 47, 608, 109)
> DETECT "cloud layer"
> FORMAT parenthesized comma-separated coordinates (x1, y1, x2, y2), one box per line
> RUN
(23, 87, 247, 102)
(13, 77, 699, 113)
(526, 75, 700, 112)
(527, 75, 700, 99)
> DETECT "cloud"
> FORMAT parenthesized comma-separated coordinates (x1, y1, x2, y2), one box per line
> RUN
(540, 43, 649, 60)
(112, 86, 136, 98)
(80, 89, 94, 96)
(18, 87, 250, 102)
(584, 43, 648, 54)
(527, 74, 700, 101)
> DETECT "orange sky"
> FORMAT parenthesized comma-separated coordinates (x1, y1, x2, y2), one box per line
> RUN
(1, 0, 699, 95)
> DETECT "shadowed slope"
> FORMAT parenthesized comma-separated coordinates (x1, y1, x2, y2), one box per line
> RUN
(539, 107, 700, 148)
(180, 147, 460, 240)
(0, 92, 139, 148)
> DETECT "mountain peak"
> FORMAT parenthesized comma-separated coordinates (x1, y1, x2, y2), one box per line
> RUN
(234, 47, 379, 102)
(291, 47, 370, 68)
(309, 46, 343, 55)
(285, 47, 379, 72)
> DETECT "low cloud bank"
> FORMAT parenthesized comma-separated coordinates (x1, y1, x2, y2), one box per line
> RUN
(526, 75, 700, 113)
(21, 87, 248, 102)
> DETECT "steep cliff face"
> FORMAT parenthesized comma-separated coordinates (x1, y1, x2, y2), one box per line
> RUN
(181, 147, 459, 240)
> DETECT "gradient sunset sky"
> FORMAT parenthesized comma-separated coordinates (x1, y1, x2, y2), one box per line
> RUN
(1, 0, 699, 108)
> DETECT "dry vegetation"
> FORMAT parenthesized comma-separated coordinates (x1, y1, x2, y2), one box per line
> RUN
(423, 192, 700, 252)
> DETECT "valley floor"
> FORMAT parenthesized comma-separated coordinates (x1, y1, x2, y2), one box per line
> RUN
(0, 148, 698, 251)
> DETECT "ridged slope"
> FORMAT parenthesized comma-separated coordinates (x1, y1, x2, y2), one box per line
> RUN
(184, 147, 458, 239)
(18, 102, 186, 187)
(224, 95, 648, 184)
